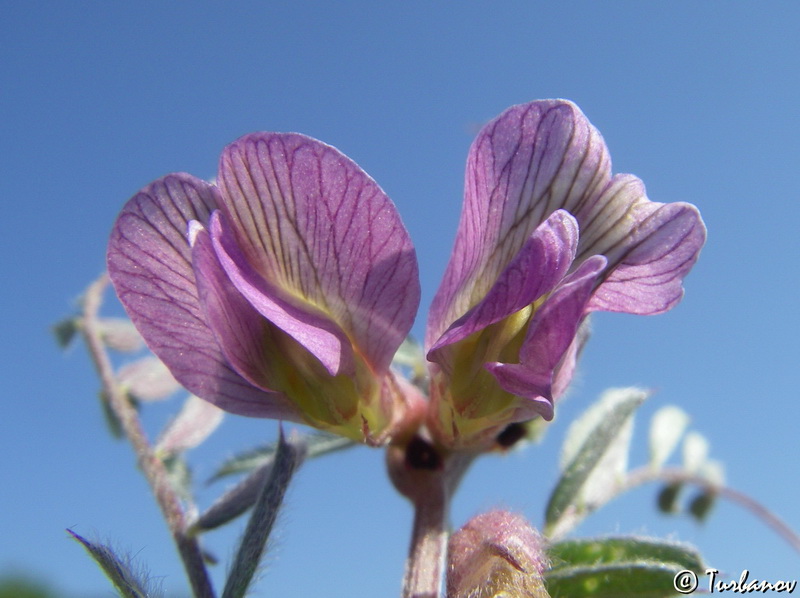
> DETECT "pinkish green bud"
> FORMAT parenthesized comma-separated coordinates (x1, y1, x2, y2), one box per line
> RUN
(447, 510, 550, 598)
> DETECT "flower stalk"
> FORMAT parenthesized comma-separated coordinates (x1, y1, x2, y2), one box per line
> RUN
(404, 477, 448, 598)
(80, 274, 215, 598)
(388, 438, 476, 598)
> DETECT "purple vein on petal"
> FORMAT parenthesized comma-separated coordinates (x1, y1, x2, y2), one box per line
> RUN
(217, 132, 420, 373)
(485, 255, 606, 416)
(428, 210, 579, 357)
(427, 100, 610, 350)
(588, 201, 706, 315)
(107, 174, 297, 419)
(191, 222, 276, 393)
(208, 210, 355, 377)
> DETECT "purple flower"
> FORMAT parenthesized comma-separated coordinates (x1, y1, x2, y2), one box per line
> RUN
(107, 133, 421, 444)
(108, 100, 704, 449)
(424, 100, 706, 447)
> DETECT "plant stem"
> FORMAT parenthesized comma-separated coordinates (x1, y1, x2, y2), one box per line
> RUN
(403, 480, 448, 598)
(623, 466, 800, 554)
(390, 441, 476, 598)
(81, 274, 216, 598)
(550, 461, 800, 556)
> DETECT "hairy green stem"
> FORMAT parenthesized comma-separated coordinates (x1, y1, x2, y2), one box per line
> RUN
(81, 274, 216, 598)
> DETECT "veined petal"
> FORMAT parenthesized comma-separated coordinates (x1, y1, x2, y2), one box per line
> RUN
(208, 210, 354, 376)
(216, 132, 420, 373)
(427, 100, 610, 349)
(588, 199, 706, 314)
(107, 174, 293, 418)
(551, 318, 591, 400)
(575, 174, 706, 314)
(486, 255, 606, 420)
(191, 222, 285, 397)
(428, 209, 578, 357)
(519, 255, 607, 367)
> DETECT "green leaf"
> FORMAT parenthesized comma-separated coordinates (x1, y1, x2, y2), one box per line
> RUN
(688, 491, 716, 522)
(392, 335, 424, 369)
(649, 406, 690, 470)
(162, 455, 193, 503)
(391, 335, 428, 389)
(549, 537, 704, 571)
(52, 316, 79, 349)
(545, 388, 647, 536)
(547, 561, 687, 598)
(99, 390, 124, 439)
(68, 530, 161, 598)
(546, 537, 704, 598)
(209, 430, 354, 483)
(221, 430, 305, 598)
(657, 482, 684, 515)
(0, 575, 58, 598)
(193, 459, 276, 532)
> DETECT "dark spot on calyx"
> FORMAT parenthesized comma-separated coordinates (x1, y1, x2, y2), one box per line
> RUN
(405, 436, 442, 470)
(496, 422, 526, 448)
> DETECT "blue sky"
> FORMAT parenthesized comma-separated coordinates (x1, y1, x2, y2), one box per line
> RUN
(3, 2, 799, 596)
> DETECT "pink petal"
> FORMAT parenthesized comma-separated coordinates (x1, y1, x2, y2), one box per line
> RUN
(216, 132, 420, 373)
(428, 209, 578, 357)
(588, 197, 706, 315)
(427, 100, 610, 350)
(486, 255, 607, 419)
(208, 211, 354, 376)
(107, 174, 298, 419)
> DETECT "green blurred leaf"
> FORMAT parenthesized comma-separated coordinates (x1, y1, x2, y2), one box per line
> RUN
(657, 482, 684, 515)
(547, 537, 704, 598)
(688, 491, 716, 523)
(392, 336, 424, 369)
(99, 390, 124, 439)
(0, 574, 58, 598)
(194, 460, 275, 532)
(549, 537, 704, 571)
(545, 388, 647, 535)
(222, 431, 305, 598)
(392, 336, 428, 390)
(162, 455, 193, 503)
(209, 430, 354, 483)
(68, 530, 161, 598)
(52, 317, 79, 349)
(197, 432, 352, 532)
(547, 561, 686, 598)
(649, 406, 690, 470)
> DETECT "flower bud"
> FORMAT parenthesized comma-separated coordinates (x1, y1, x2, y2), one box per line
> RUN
(447, 510, 550, 598)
